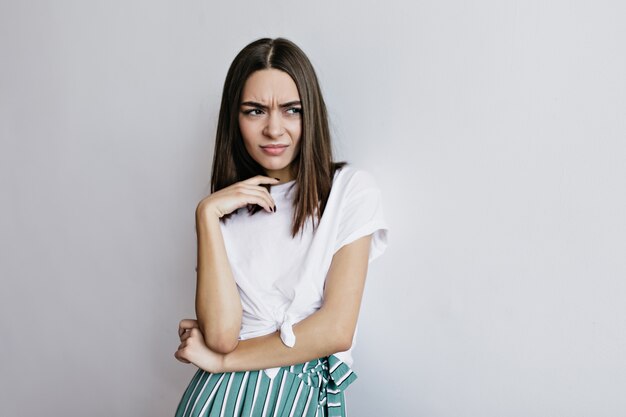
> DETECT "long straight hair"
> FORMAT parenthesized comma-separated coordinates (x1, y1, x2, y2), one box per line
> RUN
(211, 37, 347, 238)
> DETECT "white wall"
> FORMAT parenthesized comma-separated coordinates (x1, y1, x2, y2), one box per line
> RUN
(1, 1, 625, 416)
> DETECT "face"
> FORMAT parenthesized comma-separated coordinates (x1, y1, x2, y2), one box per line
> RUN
(238, 68, 302, 182)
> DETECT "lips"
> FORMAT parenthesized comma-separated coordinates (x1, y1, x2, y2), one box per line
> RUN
(261, 144, 288, 156)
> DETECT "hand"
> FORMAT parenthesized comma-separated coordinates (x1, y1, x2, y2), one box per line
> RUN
(175, 319, 226, 373)
(197, 175, 280, 219)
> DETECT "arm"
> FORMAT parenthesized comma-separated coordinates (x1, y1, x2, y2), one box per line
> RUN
(194, 207, 242, 353)
(177, 233, 372, 372)
(189, 175, 279, 354)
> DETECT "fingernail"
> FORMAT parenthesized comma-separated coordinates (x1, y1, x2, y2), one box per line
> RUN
(274, 204, 277, 213)
(274, 177, 280, 181)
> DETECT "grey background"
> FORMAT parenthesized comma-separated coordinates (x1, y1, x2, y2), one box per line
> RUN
(1, 1, 625, 416)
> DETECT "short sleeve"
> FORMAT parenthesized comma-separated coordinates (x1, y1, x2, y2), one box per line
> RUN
(333, 172, 389, 263)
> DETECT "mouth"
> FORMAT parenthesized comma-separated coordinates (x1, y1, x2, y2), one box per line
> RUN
(260, 144, 288, 156)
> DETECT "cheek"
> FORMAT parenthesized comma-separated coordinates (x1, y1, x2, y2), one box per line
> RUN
(238, 119, 256, 147)
(291, 126, 302, 155)
(287, 119, 302, 142)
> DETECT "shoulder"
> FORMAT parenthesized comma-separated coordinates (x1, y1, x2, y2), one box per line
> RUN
(333, 163, 381, 196)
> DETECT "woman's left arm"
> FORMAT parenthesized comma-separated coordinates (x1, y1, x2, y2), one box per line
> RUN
(175, 234, 373, 373)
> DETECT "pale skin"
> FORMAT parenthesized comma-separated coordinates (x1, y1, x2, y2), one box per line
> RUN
(174, 68, 373, 373)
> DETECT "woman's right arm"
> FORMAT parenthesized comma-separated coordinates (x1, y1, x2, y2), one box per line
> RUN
(192, 176, 279, 354)
(194, 207, 241, 354)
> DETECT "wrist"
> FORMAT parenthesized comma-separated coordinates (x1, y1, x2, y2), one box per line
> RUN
(196, 203, 222, 225)
(195, 351, 227, 374)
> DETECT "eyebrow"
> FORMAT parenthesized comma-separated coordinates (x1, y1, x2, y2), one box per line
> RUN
(240, 100, 302, 110)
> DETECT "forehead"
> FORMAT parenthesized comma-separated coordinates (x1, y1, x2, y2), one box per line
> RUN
(241, 69, 300, 102)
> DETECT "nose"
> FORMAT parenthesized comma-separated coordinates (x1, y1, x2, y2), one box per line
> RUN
(263, 111, 285, 138)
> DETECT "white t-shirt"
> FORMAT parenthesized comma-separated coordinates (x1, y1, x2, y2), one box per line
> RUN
(219, 164, 389, 379)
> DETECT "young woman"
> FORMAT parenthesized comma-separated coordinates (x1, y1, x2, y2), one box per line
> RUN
(174, 37, 389, 417)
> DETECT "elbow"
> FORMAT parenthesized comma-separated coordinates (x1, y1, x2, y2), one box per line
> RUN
(334, 336, 353, 353)
(331, 322, 355, 353)
(205, 335, 239, 354)
(197, 322, 240, 354)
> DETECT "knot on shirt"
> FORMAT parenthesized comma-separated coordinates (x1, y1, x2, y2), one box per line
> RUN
(278, 316, 296, 348)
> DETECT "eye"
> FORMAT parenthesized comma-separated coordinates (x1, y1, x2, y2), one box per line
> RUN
(286, 107, 302, 115)
(242, 108, 264, 116)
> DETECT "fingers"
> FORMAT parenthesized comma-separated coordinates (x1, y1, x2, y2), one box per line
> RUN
(179, 325, 203, 344)
(178, 319, 199, 337)
(174, 347, 191, 364)
(241, 175, 282, 212)
(203, 175, 280, 216)
(179, 319, 199, 328)
(179, 328, 194, 342)
(175, 328, 203, 364)
(242, 175, 281, 186)
(233, 185, 277, 213)
(175, 334, 192, 363)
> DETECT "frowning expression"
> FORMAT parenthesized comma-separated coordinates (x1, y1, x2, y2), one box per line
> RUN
(238, 68, 302, 182)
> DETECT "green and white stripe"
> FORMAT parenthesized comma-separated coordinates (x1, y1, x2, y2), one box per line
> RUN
(174, 355, 357, 417)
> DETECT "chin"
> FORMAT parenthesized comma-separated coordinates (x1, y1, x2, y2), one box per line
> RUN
(257, 157, 293, 171)
(263, 165, 290, 174)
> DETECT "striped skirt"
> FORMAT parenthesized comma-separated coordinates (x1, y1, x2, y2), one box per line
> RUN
(174, 355, 357, 417)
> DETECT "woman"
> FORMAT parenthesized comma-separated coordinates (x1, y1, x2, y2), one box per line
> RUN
(174, 37, 389, 417)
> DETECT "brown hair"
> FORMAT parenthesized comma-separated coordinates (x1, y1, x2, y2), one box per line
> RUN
(210, 37, 347, 238)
